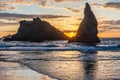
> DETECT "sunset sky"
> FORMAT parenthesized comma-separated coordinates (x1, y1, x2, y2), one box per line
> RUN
(0, 0, 120, 38)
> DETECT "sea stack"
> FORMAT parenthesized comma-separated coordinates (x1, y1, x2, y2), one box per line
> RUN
(4, 17, 69, 42)
(69, 3, 100, 43)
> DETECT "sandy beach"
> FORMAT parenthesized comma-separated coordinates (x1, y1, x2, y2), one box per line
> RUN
(0, 51, 120, 80)
(0, 61, 57, 80)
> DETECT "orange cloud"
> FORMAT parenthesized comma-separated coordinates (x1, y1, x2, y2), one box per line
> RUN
(54, 0, 86, 3)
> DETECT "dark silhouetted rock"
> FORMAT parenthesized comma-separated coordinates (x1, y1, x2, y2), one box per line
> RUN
(4, 17, 69, 42)
(69, 3, 100, 43)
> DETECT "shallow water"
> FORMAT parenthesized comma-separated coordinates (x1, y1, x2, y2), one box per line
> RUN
(0, 51, 120, 80)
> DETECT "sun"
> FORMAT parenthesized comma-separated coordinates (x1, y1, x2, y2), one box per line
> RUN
(68, 32, 76, 38)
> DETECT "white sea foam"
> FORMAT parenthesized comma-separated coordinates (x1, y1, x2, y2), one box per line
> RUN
(0, 38, 120, 51)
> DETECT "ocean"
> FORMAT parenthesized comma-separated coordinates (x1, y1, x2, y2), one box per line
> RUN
(0, 38, 120, 80)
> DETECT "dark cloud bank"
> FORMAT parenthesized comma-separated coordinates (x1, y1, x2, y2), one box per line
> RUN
(94, 2, 120, 10)
(0, 13, 70, 19)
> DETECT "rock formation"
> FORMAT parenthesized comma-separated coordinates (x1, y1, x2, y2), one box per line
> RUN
(69, 3, 100, 43)
(4, 17, 69, 42)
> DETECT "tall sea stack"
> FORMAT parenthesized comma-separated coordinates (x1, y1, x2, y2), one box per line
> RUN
(69, 3, 100, 43)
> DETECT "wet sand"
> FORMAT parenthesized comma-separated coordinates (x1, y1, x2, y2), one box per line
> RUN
(0, 51, 120, 80)
(0, 61, 57, 80)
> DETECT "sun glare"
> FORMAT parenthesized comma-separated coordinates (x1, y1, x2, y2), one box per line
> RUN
(67, 32, 76, 38)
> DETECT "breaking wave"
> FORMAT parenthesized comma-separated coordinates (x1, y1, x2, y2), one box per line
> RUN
(0, 38, 120, 52)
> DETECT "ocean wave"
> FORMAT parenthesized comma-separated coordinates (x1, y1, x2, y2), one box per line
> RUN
(0, 40, 120, 51)
(0, 45, 120, 52)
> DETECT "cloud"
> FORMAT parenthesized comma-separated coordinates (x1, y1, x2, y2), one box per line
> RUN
(0, 13, 70, 26)
(40, 0, 47, 6)
(0, 2, 16, 11)
(0, 0, 36, 4)
(104, 2, 120, 10)
(54, 0, 82, 3)
(65, 7, 80, 13)
(0, 0, 87, 8)
(63, 29, 76, 33)
(0, 0, 86, 16)
(98, 20, 120, 32)
(99, 20, 120, 25)
(93, 2, 120, 10)
(0, 13, 70, 19)
(0, 22, 18, 26)
(0, 0, 47, 11)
